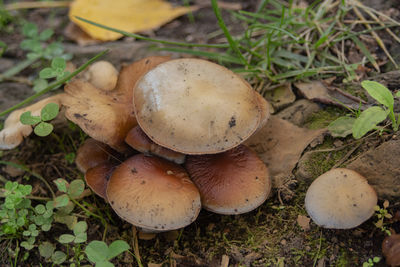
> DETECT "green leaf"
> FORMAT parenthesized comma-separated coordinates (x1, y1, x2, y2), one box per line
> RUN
(41, 223, 51, 231)
(51, 57, 66, 70)
(34, 122, 54, 137)
(53, 194, 69, 208)
(395, 91, 400, 98)
(41, 103, 59, 121)
(35, 204, 46, 214)
(51, 251, 67, 264)
(33, 79, 48, 93)
(54, 178, 68, 192)
(361, 81, 394, 109)
(328, 116, 356, 137)
(39, 242, 55, 259)
(22, 23, 38, 38)
(20, 39, 41, 52)
(352, 106, 388, 139)
(39, 29, 54, 41)
(65, 153, 76, 164)
(107, 240, 130, 260)
(74, 232, 87, 243)
(39, 67, 57, 79)
(73, 221, 88, 235)
(20, 111, 41, 125)
(96, 261, 115, 267)
(85, 241, 108, 263)
(59, 234, 75, 244)
(68, 179, 85, 199)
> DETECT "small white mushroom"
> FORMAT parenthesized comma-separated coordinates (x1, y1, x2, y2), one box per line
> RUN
(84, 61, 118, 91)
(305, 168, 377, 229)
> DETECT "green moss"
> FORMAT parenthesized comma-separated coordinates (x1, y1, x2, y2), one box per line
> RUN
(303, 138, 350, 178)
(305, 107, 346, 130)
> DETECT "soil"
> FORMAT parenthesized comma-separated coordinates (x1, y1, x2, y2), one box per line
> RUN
(1, 0, 400, 266)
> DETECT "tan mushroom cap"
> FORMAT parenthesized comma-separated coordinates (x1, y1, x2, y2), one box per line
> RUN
(133, 58, 261, 154)
(84, 61, 118, 91)
(125, 125, 185, 164)
(185, 144, 271, 215)
(75, 138, 118, 173)
(305, 168, 377, 229)
(106, 154, 201, 231)
(254, 91, 270, 130)
(0, 94, 64, 150)
(85, 162, 116, 201)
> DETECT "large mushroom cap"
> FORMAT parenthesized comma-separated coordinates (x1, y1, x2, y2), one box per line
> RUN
(133, 58, 261, 155)
(305, 168, 377, 229)
(185, 144, 271, 215)
(106, 154, 201, 231)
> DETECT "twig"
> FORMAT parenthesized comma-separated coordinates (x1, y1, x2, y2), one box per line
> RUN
(331, 141, 362, 168)
(131, 226, 144, 267)
(4, 1, 71, 10)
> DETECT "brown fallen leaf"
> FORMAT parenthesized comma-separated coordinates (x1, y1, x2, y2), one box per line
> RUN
(64, 22, 100, 46)
(294, 81, 366, 110)
(297, 215, 310, 231)
(69, 0, 195, 41)
(264, 83, 296, 110)
(245, 116, 326, 187)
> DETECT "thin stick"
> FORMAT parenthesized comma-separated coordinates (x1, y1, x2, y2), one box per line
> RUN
(5, 1, 71, 10)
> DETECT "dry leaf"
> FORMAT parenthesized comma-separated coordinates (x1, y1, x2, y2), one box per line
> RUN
(297, 215, 310, 231)
(294, 81, 366, 110)
(64, 22, 100, 46)
(245, 116, 326, 187)
(69, 0, 195, 41)
(264, 83, 296, 110)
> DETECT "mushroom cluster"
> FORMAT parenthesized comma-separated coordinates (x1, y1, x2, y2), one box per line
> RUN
(71, 58, 273, 232)
(0, 57, 272, 232)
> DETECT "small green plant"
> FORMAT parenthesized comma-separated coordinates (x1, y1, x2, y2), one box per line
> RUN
(84, 240, 130, 267)
(328, 81, 400, 139)
(20, 102, 59, 137)
(35, 57, 70, 92)
(362, 256, 381, 267)
(59, 221, 87, 244)
(0, 181, 55, 252)
(374, 200, 392, 236)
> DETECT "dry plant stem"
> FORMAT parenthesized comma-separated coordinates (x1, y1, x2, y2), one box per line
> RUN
(331, 141, 362, 169)
(131, 226, 143, 266)
(352, 0, 400, 27)
(0, 174, 8, 183)
(0, 160, 55, 198)
(361, 7, 400, 43)
(352, 5, 398, 69)
(4, 1, 71, 10)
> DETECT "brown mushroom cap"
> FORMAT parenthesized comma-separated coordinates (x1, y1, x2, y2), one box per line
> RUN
(133, 58, 261, 154)
(382, 234, 400, 267)
(106, 154, 201, 231)
(63, 56, 170, 152)
(125, 125, 185, 164)
(185, 144, 271, 215)
(75, 138, 118, 173)
(305, 168, 377, 229)
(85, 162, 116, 200)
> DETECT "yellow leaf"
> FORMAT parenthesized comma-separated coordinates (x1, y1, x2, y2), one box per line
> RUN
(69, 0, 194, 41)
